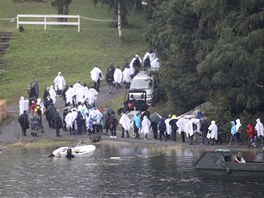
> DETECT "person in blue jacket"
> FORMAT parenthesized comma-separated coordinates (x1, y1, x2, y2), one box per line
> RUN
(228, 121, 238, 147)
(133, 112, 141, 139)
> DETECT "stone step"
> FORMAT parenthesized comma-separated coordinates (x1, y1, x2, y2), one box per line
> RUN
(0, 48, 7, 52)
(0, 31, 13, 36)
(0, 43, 9, 47)
(0, 32, 13, 42)
(0, 45, 9, 50)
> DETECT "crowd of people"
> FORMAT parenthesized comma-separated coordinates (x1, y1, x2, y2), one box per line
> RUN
(16, 51, 159, 138)
(18, 82, 264, 149)
(16, 52, 264, 149)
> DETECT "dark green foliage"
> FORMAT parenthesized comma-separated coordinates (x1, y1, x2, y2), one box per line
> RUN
(205, 93, 232, 141)
(149, 70, 167, 105)
(146, 0, 264, 117)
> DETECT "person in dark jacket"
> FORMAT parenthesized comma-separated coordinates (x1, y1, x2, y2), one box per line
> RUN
(54, 109, 63, 137)
(106, 67, 114, 94)
(76, 111, 84, 135)
(169, 115, 178, 141)
(110, 114, 118, 138)
(18, 110, 30, 136)
(200, 118, 210, 145)
(157, 118, 167, 141)
(44, 103, 57, 128)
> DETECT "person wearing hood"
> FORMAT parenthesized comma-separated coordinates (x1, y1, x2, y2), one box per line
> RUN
(176, 116, 188, 143)
(130, 54, 142, 76)
(65, 108, 77, 134)
(44, 102, 57, 128)
(44, 95, 53, 109)
(114, 66, 122, 89)
(141, 116, 151, 140)
(200, 118, 210, 145)
(169, 115, 178, 141)
(65, 85, 74, 106)
(157, 117, 167, 141)
(132, 111, 141, 139)
(119, 111, 131, 138)
(87, 87, 98, 107)
(122, 64, 133, 90)
(186, 118, 195, 145)
(109, 114, 118, 138)
(235, 118, 243, 144)
(54, 109, 63, 137)
(19, 96, 29, 115)
(255, 118, 264, 146)
(54, 72, 66, 96)
(76, 111, 84, 135)
(90, 66, 103, 92)
(165, 115, 172, 140)
(246, 123, 256, 148)
(143, 55, 151, 67)
(49, 85, 56, 105)
(228, 121, 238, 147)
(43, 86, 50, 105)
(206, 120, 218, 145)
(18, 110, 30, 136)
(106, 67, 114, 94)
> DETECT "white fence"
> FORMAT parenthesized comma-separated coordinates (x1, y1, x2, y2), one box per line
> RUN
(17, 14, 80, 32)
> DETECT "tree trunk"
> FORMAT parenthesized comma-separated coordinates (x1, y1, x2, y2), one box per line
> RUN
(117, 1, 124, 40)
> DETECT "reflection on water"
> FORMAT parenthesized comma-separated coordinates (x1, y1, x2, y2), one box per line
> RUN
(0, 145, 264, 198)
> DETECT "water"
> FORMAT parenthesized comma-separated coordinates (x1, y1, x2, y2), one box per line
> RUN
(0, 145, 264, 198)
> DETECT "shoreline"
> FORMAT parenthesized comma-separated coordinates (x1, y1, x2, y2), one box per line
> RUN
(1, 86, 263, 153)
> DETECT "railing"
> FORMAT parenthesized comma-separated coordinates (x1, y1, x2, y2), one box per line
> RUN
(17, 14, 80, 32)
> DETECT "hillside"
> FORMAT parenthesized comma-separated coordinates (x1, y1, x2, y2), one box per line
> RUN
(0, 0, 148, 104)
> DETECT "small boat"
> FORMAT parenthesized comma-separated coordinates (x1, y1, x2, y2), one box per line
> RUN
(195, 149, 264, 182)
(53, 145, 96, 158)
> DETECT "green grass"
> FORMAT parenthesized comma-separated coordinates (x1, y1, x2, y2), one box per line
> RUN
(0, 0, 148, 104)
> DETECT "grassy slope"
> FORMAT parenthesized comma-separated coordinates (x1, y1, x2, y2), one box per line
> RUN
(0, 0, 148, 104)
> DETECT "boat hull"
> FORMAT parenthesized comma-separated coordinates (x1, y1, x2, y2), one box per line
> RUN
(53, 145, 96, 158)
(195, 150, 264, 182)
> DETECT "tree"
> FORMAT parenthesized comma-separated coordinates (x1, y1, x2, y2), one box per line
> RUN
(92, 0, 135, 40)
(51, 0, 72, 22)
(146, 0, 264, 115)
(146, 0, 206, 114)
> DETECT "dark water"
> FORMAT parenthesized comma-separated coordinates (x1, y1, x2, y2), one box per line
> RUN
(0, 145, 264, 198)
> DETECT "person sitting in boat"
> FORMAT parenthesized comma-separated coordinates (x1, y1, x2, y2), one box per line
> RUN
(66, 148, 74, 159)
(234, 152, 245, 163)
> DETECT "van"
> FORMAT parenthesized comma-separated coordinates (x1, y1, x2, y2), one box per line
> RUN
(129, 71, 154, 104)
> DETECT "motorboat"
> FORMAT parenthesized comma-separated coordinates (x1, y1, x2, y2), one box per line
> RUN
(195, 149, 264, 182)
(53, 145, 96, 158)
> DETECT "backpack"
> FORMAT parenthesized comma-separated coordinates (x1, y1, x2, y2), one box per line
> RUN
(158, 119, 166, 131)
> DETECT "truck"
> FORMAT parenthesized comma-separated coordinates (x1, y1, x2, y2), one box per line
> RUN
(128, 71, 154, 105)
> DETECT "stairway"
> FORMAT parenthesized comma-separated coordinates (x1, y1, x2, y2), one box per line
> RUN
(0, 31, 13, 80)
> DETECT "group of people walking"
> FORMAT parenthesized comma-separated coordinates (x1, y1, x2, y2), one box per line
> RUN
(18, 82, 264, 149)
(90, 50, 160, 94)
(16, 52, 264, 149)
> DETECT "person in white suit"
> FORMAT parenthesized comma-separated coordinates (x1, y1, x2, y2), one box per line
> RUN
(206, 120, 218, 145)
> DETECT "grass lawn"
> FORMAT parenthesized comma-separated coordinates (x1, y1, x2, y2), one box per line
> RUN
(0, 0, 148, 104)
